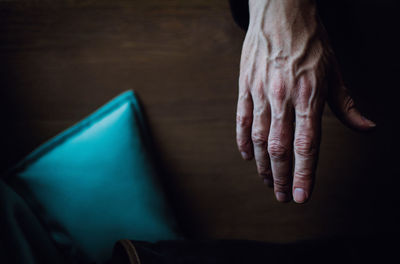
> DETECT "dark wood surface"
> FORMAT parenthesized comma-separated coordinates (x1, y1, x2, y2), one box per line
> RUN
(1, 0, 399, 243)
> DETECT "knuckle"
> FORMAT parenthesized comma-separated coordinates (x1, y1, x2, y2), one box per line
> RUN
(343, 95, 355, 113)
(251, 130, 268, 146)
(236, 114, 252, 128)
(273, 177, 290, 189)
(257, 162, 271, 175)
(238, 90, 251, 102)
(295, 111, 313, 121)
(268, 140, 290, 161)
(259, 172, 272, 180)
(297, 77, 313, 99)
(294, 135, 317, 158)
(252, 81, 266, 100)
(270, 82, 286, 103)
(236, 137, 251, 150)
(294, 169, 313, 182)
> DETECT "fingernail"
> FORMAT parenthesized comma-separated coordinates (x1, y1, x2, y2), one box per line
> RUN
(361, 116, 376, 128)
(276, 192, 289, 202)
(293, 188, 307, 203)
(263, 178, 273, 187)
(241, 152, 250, 160)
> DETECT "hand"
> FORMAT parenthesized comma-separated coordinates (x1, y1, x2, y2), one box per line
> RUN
(236, 0, 375, 203)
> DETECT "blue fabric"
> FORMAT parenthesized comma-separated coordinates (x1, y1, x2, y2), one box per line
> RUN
(0, 180, 68, 264)
(5, 91, 181, 263)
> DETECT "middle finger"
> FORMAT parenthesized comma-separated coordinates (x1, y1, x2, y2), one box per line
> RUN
(268, 97, 294, 202)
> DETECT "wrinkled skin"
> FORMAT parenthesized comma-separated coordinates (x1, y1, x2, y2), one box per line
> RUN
(236, 0, 375, 203)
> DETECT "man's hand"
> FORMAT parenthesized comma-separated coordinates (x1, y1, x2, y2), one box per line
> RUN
(236, 0, 375, 203)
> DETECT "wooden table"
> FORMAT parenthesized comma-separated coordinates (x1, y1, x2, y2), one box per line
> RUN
(1, 0, 399, 242)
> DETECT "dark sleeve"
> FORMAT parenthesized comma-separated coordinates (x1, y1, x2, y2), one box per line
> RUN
(228, 0, 249, 31)
(109, 238, 363, 264)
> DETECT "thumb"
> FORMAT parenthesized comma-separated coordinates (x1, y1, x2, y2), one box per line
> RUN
(328, 85, 376, 131)
(327, 60, 376, 131)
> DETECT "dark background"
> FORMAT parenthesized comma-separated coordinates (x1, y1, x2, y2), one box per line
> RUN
(0, 0, 399, 243)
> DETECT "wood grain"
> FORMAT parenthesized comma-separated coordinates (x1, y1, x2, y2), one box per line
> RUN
(1, 0, 399, 242)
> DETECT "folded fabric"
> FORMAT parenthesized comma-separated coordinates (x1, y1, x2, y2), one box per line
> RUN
(109, 238, 394, 264)
(4, 90, 181, 264)
(0, 180, 68, 264)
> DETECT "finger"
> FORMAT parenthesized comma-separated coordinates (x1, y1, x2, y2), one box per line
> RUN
(251, 103, 272, 186)
(268, 92, 294, 202)
(328, 86, 376, 131)
(292, 114, 321, 204)
(250, 83, 272, 185)
(237, 84, 254, 160)
(328, 59, 376, 131)
(291, 74, 323, 204)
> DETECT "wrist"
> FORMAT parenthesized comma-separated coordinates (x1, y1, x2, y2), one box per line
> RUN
(247, 0, 319, 53)
(248, 0, 317, 30)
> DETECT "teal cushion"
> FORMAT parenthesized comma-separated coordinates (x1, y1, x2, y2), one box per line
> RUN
(5, 91, 181, 263)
